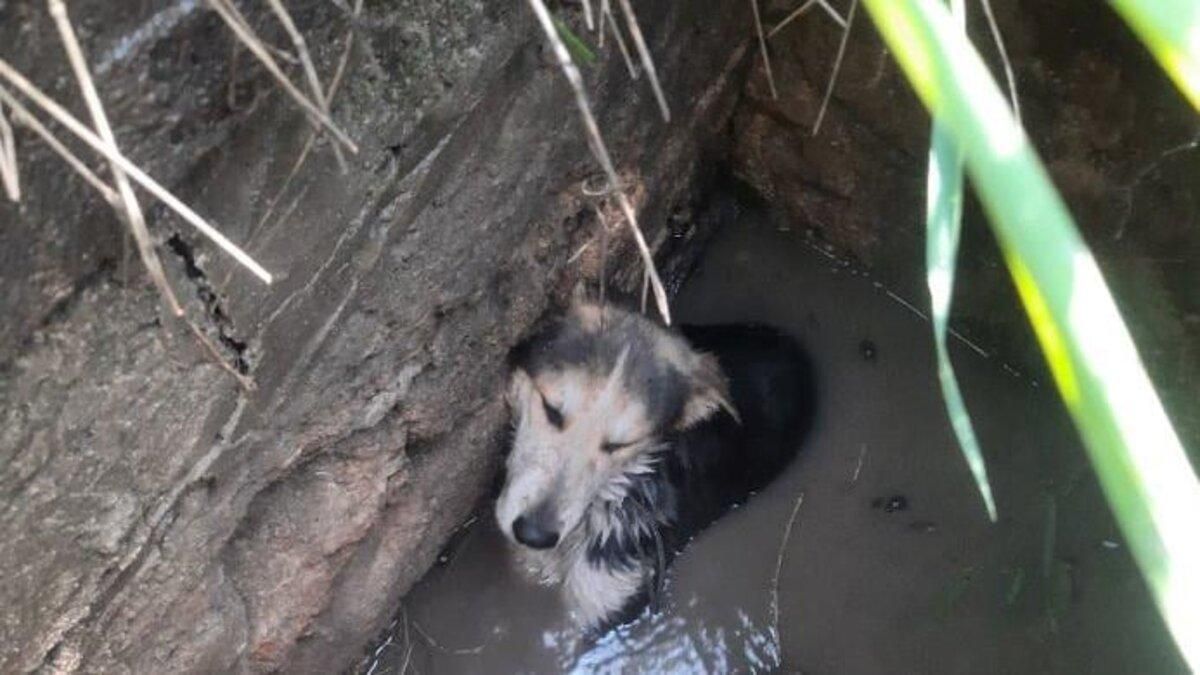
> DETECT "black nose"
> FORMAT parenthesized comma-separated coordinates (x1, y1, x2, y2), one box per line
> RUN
(512, 514, 559, 549)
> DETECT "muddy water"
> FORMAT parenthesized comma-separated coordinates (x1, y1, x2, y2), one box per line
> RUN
(360, 211, 1185, 674)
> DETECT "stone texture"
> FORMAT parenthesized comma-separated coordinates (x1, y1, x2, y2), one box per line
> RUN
(0, 1, 750, 672)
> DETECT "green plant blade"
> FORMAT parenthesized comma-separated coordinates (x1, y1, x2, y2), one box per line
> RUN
(926, 0, 996, 522)
(928, 128, 995, 522)
(552, 17, 597, 66)
(862, 0, 1200, 669)
(1110, 0, 1200, 111)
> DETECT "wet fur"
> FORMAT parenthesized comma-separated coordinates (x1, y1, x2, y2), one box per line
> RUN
(496, 302, 816, 631)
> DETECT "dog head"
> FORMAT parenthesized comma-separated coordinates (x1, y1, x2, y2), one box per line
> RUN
(495, 301, 735, 551)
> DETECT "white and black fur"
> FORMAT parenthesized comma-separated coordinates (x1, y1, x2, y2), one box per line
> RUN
(495, 300, 815, 630)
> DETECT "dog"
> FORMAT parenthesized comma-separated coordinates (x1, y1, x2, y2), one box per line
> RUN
(495, 300, 816, 630)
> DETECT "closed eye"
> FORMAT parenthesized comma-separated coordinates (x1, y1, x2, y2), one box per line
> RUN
(601, 440, 636, 454)
(541, 397, 565, 429)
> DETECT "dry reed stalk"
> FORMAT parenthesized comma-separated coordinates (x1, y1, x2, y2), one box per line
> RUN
(616, 0, 671, 121)
(206, 0, 358, 153)
(0, 101, 19, 201)
(265, 0, 348, 172)
(812, 0, 858, 135)
(769, 0, 847, 38)
(581, 0, 594, 31)
(750, 0, 779, 100)
(604, 2, 639, 79)
(0, 88, 118, 207)
(251, 0, 362, 241)
(48, 0, 184, 316)
(0, 60, 274, 283)
(525, 0, 672, 324)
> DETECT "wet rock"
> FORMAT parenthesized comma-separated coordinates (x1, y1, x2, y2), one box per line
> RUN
(0, 1, 751, 672)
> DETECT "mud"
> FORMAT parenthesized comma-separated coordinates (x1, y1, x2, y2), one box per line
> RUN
(360, 207, 1186, 674)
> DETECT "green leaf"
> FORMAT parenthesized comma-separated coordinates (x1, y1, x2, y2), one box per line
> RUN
(925, 0, 995, 522)
(552, 17, 597, 66)
(862, 0, 1200, 669)
(1110, 0, 1200, 111)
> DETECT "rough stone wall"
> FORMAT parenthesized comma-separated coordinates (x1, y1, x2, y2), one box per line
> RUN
(733, 0, 1200, 450)
(0, 1, 750, 672)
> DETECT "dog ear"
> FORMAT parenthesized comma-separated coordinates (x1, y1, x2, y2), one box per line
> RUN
(506, 367, 535, 413)
(677, 352, 739, 429)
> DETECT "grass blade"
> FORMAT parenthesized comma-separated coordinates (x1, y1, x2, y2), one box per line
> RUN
(552, 17, 598, 66)
(1110, 0, 1200, 112)
(924, 0, 995, 521)
(862, 0, 1200, 668)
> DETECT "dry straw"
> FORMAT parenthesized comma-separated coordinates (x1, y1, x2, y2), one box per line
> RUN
(524, 0, 672, 324)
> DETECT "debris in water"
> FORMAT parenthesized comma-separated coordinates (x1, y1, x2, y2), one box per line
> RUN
(1004, 567, 1026, 607)
(871, 494, 908, 513)
(859, 338, 877, 361)
(849, 443, 867, 485)
(908, 520, 937, 533)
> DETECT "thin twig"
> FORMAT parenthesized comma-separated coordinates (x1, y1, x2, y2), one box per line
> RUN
(250, 0, 361, 242)
(769, 0, 846, 38)
(616, 0, 670, 121)
(851, 444, 867, 484)
(596, 204, 610, 311)
(567, 238, 593, 263)
(2, 93, 118, 206)
(816, 0, 847, 27)
(581, 0, 594, 31)
(327, 0, 364, 96)
(812, 0, 858, 135)
(0, 101, 19, 201)
(750, 0, 779, 100)
(218, 0, 299, 64)
(411, 620, 485, 656)
(398, 605, 414, 675)
(525, 0, 671, 324)
(770, 492, 805, 653)
(640, 267, 649, 314)
(977, 0, 1021, 124)
(768, 0, 816, 38)
(266, 0, 348, 172)
(598, 0, 610, 48)
(227, 40, 244, 111)
(48, 0, 184, 316)
(604, 4, 638, 79)
(0, 60, 274, 284)
(206, 0, 358, 153)
(185, 320, 256, 391)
